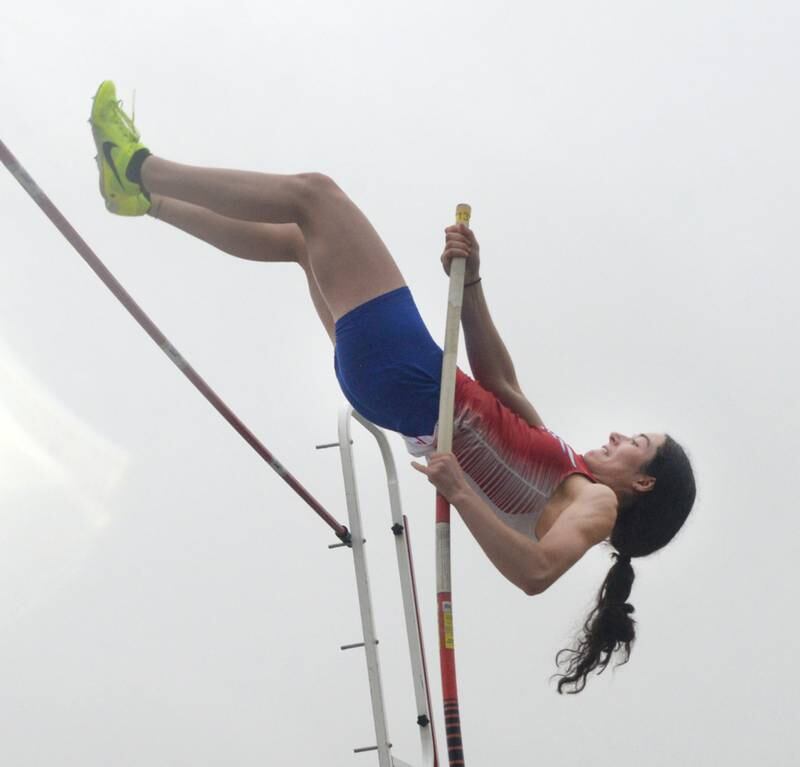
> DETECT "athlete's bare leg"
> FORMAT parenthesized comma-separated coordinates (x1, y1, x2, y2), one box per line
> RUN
(148, 194, 335, 341)
(141, 158, 406, 321)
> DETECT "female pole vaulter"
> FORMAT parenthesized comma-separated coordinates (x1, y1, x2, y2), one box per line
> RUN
(89, 81, 696, 694)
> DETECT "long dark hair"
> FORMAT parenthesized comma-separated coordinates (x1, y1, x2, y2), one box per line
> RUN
(551, 435, 696, 694)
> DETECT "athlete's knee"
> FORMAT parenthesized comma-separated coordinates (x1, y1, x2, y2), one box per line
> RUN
(295, 172, 347, 209)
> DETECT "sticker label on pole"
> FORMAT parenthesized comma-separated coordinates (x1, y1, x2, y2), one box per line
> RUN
(443, 601, 455, 649)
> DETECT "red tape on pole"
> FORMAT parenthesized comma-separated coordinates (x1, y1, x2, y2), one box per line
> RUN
(437, 493, 464, 766)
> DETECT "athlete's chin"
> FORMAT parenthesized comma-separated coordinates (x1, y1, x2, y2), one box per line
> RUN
(583, 450, 600, 469)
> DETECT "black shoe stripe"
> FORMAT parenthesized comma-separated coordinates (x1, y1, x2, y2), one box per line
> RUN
(102, 141, 126, 190)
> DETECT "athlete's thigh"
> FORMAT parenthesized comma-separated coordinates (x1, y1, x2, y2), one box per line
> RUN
(301, 180, 407, 321)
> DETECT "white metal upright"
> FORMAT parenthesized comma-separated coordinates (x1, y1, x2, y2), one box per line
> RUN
(325, 406, 438, 767)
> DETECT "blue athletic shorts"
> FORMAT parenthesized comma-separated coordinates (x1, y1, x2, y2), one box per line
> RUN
(334, 286, 443, 437)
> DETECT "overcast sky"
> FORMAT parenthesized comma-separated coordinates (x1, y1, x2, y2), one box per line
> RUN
(1, 1, 799, 765)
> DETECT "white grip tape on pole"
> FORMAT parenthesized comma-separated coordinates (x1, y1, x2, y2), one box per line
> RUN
(436, 203, 471, 453)
(436, 522, 452, 593)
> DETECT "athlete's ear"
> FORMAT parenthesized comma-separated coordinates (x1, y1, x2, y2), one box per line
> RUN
(633, 475, 656, 493)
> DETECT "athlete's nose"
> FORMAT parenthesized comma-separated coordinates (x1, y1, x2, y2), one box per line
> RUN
(609, 432, 624, 446)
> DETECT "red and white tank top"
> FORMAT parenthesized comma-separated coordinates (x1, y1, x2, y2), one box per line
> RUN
(404, 370, 597, 541)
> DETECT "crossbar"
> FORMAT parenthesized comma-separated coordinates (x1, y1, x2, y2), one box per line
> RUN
(0, 139, 350, 544)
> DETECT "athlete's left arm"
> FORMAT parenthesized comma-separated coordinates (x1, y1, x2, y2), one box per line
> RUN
(450, 488, 551, 595)
(535, 485, 618, 593)
(415, 454, 549, 594)
(413, 455, 615, 595)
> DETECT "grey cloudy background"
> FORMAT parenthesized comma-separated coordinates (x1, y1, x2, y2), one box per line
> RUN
(2, 1, 799, 765)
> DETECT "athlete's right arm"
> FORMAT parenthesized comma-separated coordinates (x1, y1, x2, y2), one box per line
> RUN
(461, 281, 544, 426)
(442, 225, 544, 427)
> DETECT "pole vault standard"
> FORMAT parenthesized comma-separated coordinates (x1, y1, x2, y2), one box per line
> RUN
(0, 139, 351, 545)
(435, 203, 471, 767)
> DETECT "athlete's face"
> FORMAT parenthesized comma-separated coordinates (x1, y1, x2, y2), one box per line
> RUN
(584, 432, 667, 499)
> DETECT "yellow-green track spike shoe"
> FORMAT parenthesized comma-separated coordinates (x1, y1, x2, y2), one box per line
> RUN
(94, 153, 151, 216)
(89, 80, 149, 200)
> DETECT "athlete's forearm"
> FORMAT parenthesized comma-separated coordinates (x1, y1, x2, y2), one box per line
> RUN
(451, 486, 547, 595)
(461, 281, 520, 390)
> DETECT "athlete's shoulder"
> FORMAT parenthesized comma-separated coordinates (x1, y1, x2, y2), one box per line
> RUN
(535, 483, 617, 592)
(573, 476, 614, 499)
(577, 483, 618, 541)
(561, 475, 617, 513)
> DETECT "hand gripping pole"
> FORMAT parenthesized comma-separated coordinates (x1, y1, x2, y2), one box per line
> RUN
(435, 203, 471, 766)
(0, 139, 350, 545)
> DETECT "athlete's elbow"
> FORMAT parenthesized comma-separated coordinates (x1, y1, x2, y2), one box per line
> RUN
(522, 553, 552, 595)
(523, 562, 555, 595)
(522, 574, 548, 596)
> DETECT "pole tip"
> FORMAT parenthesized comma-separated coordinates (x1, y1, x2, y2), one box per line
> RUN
(455, 203, 471, 226)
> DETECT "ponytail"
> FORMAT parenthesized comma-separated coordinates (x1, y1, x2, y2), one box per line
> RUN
(552, 553, 636, 694)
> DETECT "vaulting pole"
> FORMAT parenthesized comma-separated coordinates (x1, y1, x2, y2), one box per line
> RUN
(0, 139, 350, 545)
(435, 202, 471, 766)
